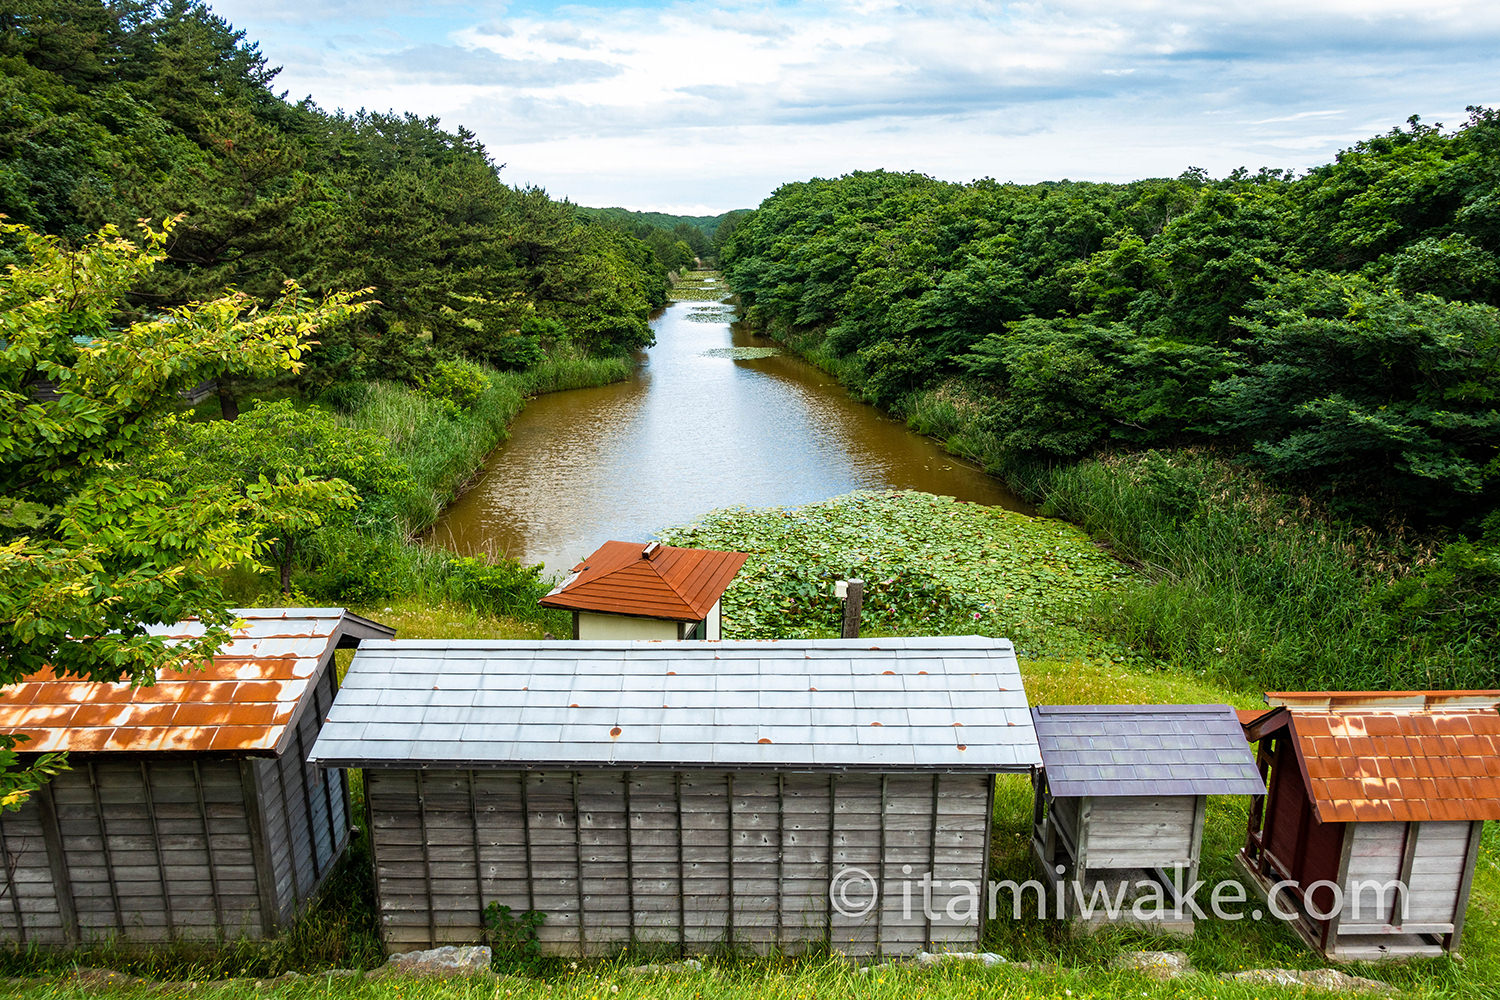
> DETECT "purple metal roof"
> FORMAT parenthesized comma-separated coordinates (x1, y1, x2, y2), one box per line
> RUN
(1032, 703, 1263, 798)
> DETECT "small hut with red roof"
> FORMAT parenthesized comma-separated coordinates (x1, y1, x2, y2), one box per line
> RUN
(1240, 689, 1500, 960)
(540, 540, 748, 640)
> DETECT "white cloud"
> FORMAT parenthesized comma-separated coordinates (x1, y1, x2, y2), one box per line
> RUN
(212, 0, 1500, 211)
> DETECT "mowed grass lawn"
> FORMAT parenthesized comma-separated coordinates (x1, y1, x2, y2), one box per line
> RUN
(4, 498, 1496, 999)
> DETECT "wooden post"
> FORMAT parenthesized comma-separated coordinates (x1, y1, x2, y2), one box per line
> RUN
(239, 760, 280, 937)
(0, 813, 27, 943)
(88, 761, 127, 937)
(839, 580, 864, 639)
(35, 784, 79, 944)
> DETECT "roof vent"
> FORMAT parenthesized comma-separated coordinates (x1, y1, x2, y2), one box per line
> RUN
(642, 541, 661, 560)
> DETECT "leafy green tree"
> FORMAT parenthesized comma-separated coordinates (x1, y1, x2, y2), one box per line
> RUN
(0, 219, 368, 682)
(0, 218, 368, 807)
(242, 471, 358, 594)
(1214, 272, 1500, 514)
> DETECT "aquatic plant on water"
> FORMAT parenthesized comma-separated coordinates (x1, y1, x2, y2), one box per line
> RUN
(659, 490, 1135, 658)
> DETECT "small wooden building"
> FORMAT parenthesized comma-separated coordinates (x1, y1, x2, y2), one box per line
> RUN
(539, 541, 747, 640)
(310, 636, 1040, 958)
(1030, 704, 1263, 932)
(1240, 690, 1500, 960)
(0, 607, 394, 946)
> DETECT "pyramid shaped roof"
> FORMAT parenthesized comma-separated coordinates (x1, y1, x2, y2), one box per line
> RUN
(539, 541, 748, 621)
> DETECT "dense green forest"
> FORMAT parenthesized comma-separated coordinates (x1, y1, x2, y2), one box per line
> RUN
(0, 0, 671, 395)
(574, 205, 751, 271)
(722, 114, 1500, 690)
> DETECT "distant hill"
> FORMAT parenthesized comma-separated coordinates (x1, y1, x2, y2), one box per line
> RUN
(573, 206, 749, 235)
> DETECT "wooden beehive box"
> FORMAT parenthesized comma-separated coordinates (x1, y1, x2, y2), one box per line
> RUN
(0, 608, 393, 946)
(311, 636, 1041, 959)
(1031, 704, 1264, 934)
(1240, 690, 1500, 961)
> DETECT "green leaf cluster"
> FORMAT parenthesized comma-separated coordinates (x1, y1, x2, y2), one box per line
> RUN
(0, 216, 372, 814)
(659, 490, 1134, 659)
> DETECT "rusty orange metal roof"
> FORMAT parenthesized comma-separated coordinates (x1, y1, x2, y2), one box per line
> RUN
(1266, 690, 1500, 711)
(1254, 691, 1500, 823)
(1236, 707, 1273, 727)
(0, 608, 393, 757)
(539, 541, 748, 620)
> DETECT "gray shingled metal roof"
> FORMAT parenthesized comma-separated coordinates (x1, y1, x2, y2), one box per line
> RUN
(1031, 704, 1263, 798)
(309, 636, 1038, 771)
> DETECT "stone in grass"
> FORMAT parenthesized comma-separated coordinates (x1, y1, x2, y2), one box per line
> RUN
(373, 944, 494, 978)
(858, 952, 1007, 974)
(1222, 968, 1397, 995)
(626, 958, 705, 975)
(917, 951, 1007, 968)
(1111, 951, 1193, 980)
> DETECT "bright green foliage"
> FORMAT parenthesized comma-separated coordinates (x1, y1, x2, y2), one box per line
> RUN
(242, 471, 359, 594)
(0, 217, 367, 807)
(0, 219, 370, 686)
(138, 398, 418, 588)
(445, 556, 550, 620)
(420, 358, 493, 412)
(660, 490, 1134, 658)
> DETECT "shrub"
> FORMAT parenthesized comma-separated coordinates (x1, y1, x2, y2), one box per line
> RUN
(420, 358, 492, 412)
(482, 903, 546, 972)
(444, 554, 550, 619)
(850, 337, 936, 407)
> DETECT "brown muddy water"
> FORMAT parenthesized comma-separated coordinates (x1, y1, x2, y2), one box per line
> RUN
(431, 298, 1027, 572)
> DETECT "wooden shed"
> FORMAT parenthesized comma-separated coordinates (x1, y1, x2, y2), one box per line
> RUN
(1240, 690, 1500, 960)
(539, 541, 748, 640)
(310, 636, 1039, 958)
(0, 607, 394, 946)
(1030, 704, 1263, 932)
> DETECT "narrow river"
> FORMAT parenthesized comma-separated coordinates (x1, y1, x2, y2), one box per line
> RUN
(431, 291, 1026, 572)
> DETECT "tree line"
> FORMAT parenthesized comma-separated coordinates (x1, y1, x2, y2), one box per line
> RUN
(722, 113, 1500, 530)
(1, 0, 673, 410)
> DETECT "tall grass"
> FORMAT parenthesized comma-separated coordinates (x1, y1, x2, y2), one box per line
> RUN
(901, 380, 1007, 473)
(1009, 450, 1492, 692)
(340, 353, 633, 536)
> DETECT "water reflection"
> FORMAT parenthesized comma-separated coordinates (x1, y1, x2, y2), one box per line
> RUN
(431, 301, 1026, 572)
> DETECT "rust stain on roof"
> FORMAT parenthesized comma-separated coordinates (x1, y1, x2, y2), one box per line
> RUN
(538, 540, 748, 620)
(0, 609, 390, 756)
(1258, 690, 1500, 823)
(1236, 707, 1273, 727)
(1266, 690, 1500, 711)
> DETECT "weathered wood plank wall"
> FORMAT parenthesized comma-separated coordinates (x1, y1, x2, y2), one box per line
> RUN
(0, 664, 350, 945)
(0, 760, 261, 944)
(366, 768, 992, 958)
(253, 662, 350, 924)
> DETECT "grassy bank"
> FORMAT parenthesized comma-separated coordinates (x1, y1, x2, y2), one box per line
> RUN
(219, 353, 630, 626)
(337, 353, 634, 535)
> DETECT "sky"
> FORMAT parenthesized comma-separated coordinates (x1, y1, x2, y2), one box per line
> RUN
(210, 0, 1500, 215)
